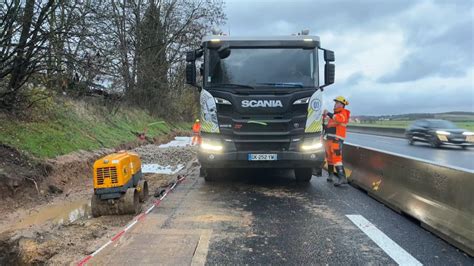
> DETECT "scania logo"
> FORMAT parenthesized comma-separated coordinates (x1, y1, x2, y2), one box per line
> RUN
(241, 100, 283, 108)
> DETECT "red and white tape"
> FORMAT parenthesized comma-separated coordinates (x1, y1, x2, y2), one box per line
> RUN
(77, 175, 186, 266)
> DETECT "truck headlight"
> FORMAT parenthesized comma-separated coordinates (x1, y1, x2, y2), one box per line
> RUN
(462, 132, 474, 136)
(214, 97, 232, 105)
(293, 97, 310, 105)
(200, 140, 223, 152)
(435, 130, 450, 135)
(301, 138, 323, 151)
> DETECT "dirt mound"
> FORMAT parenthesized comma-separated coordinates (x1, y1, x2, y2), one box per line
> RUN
(0, 215, 133, 265)
(0, 145, 52, 211)
(133, 145, 196, 165)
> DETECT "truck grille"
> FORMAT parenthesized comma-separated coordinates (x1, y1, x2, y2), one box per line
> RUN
(235, 142, 290, 151)
(237, 122, 288, 133)
(96, 167, 118, 185)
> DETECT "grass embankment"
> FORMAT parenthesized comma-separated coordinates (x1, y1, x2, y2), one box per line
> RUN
(351, 121, 474, 131)
(0, 98, 191, 158)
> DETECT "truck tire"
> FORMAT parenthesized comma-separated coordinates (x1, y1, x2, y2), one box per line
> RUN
(204, 168, 221, 182)
(295, 168, 312, 183)
(312, 167, 322, 177)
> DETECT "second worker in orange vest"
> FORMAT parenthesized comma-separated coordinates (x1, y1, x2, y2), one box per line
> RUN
(192, 119, 201, 145)
(323, 96, 351, 187)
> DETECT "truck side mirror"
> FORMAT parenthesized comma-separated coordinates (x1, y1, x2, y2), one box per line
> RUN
(218, 45, 231, 59)
(185, 62, 197, 86)
(324, 50, 335, 62)
(320, 48, 336, 89)
(186, 51, 196, 62)
(324, 63, 335, 86)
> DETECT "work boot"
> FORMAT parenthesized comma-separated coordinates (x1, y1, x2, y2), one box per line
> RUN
(334, 165, 347, 187)
(326, 164, 334, 182)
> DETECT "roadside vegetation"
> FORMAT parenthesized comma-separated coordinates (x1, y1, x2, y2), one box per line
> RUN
(0, 97, 191, 158)
(351, 112, 474, 131)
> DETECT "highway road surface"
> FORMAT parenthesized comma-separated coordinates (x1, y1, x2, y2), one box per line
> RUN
(89, 166, 472, 265)
(346, 132, 474, 171)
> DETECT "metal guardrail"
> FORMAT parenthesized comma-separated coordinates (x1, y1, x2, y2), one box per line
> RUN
(343, 143, 474, 256)
(347, 125, 406, 138)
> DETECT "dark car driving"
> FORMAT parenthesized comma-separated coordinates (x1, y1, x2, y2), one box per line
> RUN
(405, 119, 474, 149)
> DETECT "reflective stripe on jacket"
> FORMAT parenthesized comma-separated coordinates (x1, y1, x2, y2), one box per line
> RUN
(325, 108, 350, 140)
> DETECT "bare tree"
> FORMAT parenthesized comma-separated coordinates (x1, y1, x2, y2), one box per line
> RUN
(1, 0, 57, 111)
(0, 0, 225, 119)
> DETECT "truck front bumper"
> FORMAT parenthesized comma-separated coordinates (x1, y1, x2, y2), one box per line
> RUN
(198, 150, 325, 169)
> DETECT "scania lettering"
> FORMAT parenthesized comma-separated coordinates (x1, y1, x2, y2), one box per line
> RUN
(185, 34, 336, 182)
(241, 100, 283, 108)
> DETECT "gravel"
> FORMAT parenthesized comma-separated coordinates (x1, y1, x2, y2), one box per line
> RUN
(132, 144, 197, 166)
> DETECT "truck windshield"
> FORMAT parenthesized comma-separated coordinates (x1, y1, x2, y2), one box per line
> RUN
(207, 48, 315, 88)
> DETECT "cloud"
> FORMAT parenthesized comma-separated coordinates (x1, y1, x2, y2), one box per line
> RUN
(379, 19, 474, 83)
(222, 0, 474, 115)
(225, 0, 417, 35)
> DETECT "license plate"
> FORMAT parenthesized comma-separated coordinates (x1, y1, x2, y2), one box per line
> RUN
(437, 135, 448, 142)
(248, 154, 278, 161)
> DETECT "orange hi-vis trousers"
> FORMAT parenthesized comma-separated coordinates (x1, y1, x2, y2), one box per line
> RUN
(191, 133, 201, 145)
(325, 139, 343, 166)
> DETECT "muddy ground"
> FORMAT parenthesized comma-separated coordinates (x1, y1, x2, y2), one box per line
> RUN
(0, 136, 196, 265)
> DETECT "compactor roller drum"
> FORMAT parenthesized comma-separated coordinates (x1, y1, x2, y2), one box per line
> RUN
(90, 151, 148, 217)
(137, 179, 149, 202)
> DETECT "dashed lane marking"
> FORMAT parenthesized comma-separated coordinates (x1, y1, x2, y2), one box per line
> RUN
(346, 214, 422, 266)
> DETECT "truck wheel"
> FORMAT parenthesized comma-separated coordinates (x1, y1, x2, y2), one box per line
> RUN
(204, 168, 220, 182)
(295, 168, 312, 183)
(312, 167, 322, 177)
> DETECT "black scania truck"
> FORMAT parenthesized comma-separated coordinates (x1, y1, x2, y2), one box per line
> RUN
(185, 35, 335, 182)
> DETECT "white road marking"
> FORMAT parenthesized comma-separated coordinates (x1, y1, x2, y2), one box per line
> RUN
(346, 215, 422, 266)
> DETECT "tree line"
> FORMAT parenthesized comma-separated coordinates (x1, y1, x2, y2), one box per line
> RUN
(0, 0, 225, 119)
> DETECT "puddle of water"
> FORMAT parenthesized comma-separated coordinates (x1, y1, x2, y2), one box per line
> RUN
(158, 137, 192, 148)
(3, 199, 92, 232)
(142, 164, 184, 174)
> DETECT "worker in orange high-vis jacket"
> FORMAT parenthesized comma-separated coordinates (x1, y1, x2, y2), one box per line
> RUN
(191, 119, 201, 145)
(323, 96, 351, 187)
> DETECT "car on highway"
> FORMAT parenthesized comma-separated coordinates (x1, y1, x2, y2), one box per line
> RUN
(405, 119, 474, 149)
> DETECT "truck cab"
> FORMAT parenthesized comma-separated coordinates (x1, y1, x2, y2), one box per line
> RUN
(185, 35, 335, 182)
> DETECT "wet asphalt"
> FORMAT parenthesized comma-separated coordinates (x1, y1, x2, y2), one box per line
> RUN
(346, 133, 474, 171)
(173, 169, 472, 265)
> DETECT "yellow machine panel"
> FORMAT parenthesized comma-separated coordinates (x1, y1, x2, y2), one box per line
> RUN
(93, 151, 141, 189)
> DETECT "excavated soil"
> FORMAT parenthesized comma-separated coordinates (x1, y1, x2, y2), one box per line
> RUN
(0, 131, 188, 215)
(0, 134, 196, 265)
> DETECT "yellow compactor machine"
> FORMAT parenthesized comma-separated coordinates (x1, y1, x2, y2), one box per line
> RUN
(91, 151, 148, 217)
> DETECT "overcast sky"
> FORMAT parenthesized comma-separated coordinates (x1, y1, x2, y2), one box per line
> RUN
(222, 0, 474, 115)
